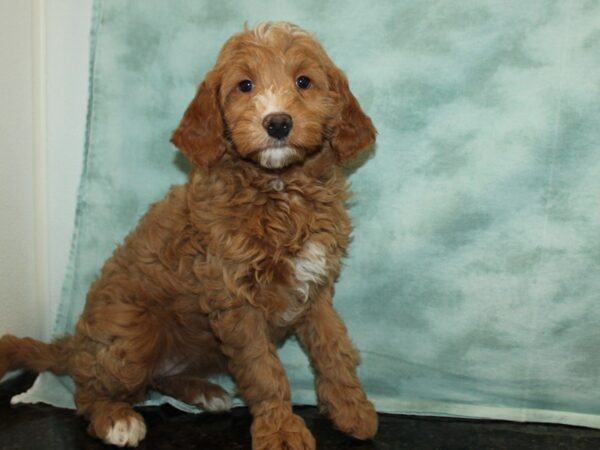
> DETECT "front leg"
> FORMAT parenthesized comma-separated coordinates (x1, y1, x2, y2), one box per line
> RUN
(295, 287, 378, 440)
(209, 306, 315, 450)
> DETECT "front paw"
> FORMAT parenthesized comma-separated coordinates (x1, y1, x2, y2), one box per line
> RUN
(251, 412, 315, 450)
(326, 397, 378, 440)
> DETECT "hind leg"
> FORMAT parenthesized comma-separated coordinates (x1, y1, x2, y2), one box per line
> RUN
(72, 353, 150, 448)
(75, 388, 146, 448)
(153, 375, 232, 412)
(69, 329, 156, 446)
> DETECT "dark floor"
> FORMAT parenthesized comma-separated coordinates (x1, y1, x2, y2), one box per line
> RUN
(2, 374, 600, 450)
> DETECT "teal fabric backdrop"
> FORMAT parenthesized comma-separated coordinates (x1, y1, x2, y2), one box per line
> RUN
(13, 0, 600, 427)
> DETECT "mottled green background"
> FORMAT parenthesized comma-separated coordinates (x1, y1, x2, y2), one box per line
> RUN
(16, 0, 600, 426)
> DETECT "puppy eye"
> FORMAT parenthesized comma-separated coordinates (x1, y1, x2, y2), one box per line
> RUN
(238, 79, 253, 93)
(296, 75, 311, 90)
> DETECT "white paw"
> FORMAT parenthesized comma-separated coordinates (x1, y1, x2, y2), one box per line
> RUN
(195, 392, 233, 412)
(104, 416, 147, 447)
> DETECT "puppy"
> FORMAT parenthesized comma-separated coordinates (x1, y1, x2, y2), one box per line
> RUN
(0, 22, 377, 449)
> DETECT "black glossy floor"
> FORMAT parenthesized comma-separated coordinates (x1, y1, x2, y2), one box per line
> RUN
(3, 373, 600, 450)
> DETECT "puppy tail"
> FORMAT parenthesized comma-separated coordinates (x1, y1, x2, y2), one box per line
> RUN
(0, 334, 73, 378)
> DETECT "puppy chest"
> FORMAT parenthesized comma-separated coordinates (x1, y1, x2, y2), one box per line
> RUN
(274, 241, 330, 325)
(293, 241, 328, 298)
(242, 196, 344, 283)
(199, 186, 350, 313)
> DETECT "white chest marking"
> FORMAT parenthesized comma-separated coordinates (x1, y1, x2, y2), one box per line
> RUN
(293, 242, 328, 302)
(278, 242, 328, 325)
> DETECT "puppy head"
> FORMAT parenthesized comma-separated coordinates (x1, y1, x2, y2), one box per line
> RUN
(171, 22, 376, 170)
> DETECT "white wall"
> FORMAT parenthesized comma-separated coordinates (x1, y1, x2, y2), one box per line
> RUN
(0, 0, 91, 341)
(0, 0, 41, 340)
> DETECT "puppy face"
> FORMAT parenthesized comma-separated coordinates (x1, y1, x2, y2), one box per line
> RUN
(172, 22, 376, 170)
(218, 26, 340, 169)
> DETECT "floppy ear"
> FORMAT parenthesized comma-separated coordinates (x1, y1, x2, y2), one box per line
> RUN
(171, 72, 225, 169)
(328, 67, 376, 163)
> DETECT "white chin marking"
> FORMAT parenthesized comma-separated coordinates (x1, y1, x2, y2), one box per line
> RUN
(104, 417, 147, 447)
(259, 146, 299, 169)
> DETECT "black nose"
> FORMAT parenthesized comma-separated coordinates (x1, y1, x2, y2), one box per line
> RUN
(263, 113, 293, 140)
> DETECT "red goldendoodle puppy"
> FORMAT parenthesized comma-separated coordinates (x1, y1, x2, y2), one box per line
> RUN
(0, 22, 377, 449)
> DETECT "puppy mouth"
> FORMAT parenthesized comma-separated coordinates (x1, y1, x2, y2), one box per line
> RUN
(257, 145, 302, 169)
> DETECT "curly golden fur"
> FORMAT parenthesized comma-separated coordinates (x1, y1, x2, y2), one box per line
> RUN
(0, 22, 377, 448)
